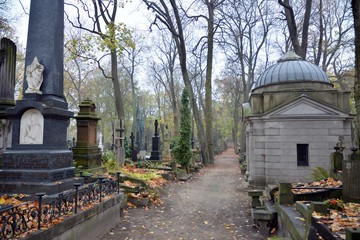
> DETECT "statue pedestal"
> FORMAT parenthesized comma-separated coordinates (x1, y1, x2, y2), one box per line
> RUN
(0, 97, 78, 194)
(73, 100, 104, 173)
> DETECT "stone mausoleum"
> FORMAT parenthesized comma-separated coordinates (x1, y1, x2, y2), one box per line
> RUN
(243, 52, 353, 187)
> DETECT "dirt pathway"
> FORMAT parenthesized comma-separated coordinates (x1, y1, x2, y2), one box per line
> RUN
(99, 148, 263, 240)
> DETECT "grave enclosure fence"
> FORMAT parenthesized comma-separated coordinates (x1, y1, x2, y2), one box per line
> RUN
(0, 175, 121, 239)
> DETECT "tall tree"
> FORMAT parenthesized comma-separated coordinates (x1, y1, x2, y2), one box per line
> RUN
(0, 0, 14, 38)
(65, 1, 133, 122)
(278, 0, 313, 60)
(119, 33, 144, 134)
(142, 0, 211, 165)
(310, 0, 353, 72)
(149, 34, 181, 132)
(192, 0, 223, 163)
(352, 0, 360, 148)
(64, 28, 96, 109)
(173, 88, 192, 169)
(218, 0, 273, 153)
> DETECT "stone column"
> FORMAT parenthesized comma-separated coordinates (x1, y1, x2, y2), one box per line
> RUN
(0, 38, 16, 154)
(73, 99, 104, 173)
(162, 125, 171, 160)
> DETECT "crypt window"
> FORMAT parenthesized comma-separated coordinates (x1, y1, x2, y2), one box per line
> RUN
(297, 144, 309, 166)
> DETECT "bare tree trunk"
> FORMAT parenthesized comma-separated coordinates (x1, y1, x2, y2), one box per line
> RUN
(278, 0, 312, 59)
(205, 0, 215, 163)
(142, 0, 210, 165)
(110, 50, 125, 120)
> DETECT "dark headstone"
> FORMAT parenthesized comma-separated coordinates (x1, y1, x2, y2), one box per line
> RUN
(0, 38, 16, 111)
(331, 147, 343, 173)
(148, 120, 161, 161)
(343, 154, 360, 203)
(130, 131, 137, 162)
(0, 0, 79, 195)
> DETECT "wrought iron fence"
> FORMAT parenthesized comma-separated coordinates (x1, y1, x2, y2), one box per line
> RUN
(0, 173, 122, 239)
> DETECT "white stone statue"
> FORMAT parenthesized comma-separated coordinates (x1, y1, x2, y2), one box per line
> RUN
(25, 57, 44, 94)
(98, 132, 104, 152)
(20, 109, 44, 144)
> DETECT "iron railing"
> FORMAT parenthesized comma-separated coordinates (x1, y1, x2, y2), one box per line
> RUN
(0, 173, 122, 239)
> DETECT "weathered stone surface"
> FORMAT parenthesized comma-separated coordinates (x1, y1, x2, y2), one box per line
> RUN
(0, 38, 16, 107)
(24, 193, 126, 240)
(278, 183, 294, 205)
(23, 0, 65, 99)
(343, 158, 360, 203)
(0, 0, 75, 194)
(73, 99, 102, 171)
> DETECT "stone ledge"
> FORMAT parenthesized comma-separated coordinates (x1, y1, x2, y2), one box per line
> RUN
(23, 193, 126, 240)
(276, 204, 307, 240)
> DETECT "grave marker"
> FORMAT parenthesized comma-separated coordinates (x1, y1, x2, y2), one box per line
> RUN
(148, 119, 161, 161)
(0, 38, 16, 154)
(0, 0, 79, 194)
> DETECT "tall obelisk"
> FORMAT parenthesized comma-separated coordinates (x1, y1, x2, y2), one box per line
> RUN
(0, 0, 79, 194)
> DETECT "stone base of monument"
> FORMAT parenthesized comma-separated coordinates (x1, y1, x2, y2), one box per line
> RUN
(147, 150, 162, 161)
(0, 177, 83, 195)
(0, 149, 80, 195)
(73, 146, 102, 167)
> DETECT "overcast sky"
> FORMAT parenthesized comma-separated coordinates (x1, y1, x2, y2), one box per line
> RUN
(11, 1, 151, 47)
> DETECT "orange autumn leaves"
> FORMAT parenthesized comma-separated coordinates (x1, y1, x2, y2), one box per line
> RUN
(313, 201, 360, 239)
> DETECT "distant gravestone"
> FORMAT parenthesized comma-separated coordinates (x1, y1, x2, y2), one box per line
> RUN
(148, 119, 161, 161)
(130, 131, 138, 162)
(343, 149, 360, 203)
(162, 124, 171, 160)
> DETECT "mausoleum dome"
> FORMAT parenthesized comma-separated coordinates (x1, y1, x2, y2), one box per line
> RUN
(252, 52, 332, 92)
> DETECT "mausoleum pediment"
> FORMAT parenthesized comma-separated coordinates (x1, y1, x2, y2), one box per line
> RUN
(263, 95, 349, 119)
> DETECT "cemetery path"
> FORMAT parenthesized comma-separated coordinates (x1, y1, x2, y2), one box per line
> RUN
(99, 148, 262, 240)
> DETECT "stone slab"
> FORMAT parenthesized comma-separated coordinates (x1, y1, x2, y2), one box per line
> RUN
(276, 204, 307, 240)
(178, 173, 193, 181)
(0, 177, 83, 195)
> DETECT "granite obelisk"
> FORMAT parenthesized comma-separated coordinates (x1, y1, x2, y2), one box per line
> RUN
(0, 0, 78, 194)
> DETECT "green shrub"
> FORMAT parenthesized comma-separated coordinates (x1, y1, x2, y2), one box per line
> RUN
(102, 150, 119, 173)
(310, 166, 329, 181)
(172, 88, 192, 169)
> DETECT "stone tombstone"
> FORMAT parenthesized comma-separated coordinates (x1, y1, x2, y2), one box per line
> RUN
(115, 120, 126, 166)
(148, 119, 162, 161)
(0, 38, 16, 154)
(19, 109, 44, 144)
(0, 0, 78, 195)
(331, 148, 343, 173)
(0, 38, 16, 108)
(343, 155, 360, 203)
(130, 131, 138, 162)
(162, 124, 171, 160)
(73, 99, 104, 172)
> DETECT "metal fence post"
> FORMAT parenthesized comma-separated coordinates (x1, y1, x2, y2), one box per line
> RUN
(36, 192, 46, 230)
